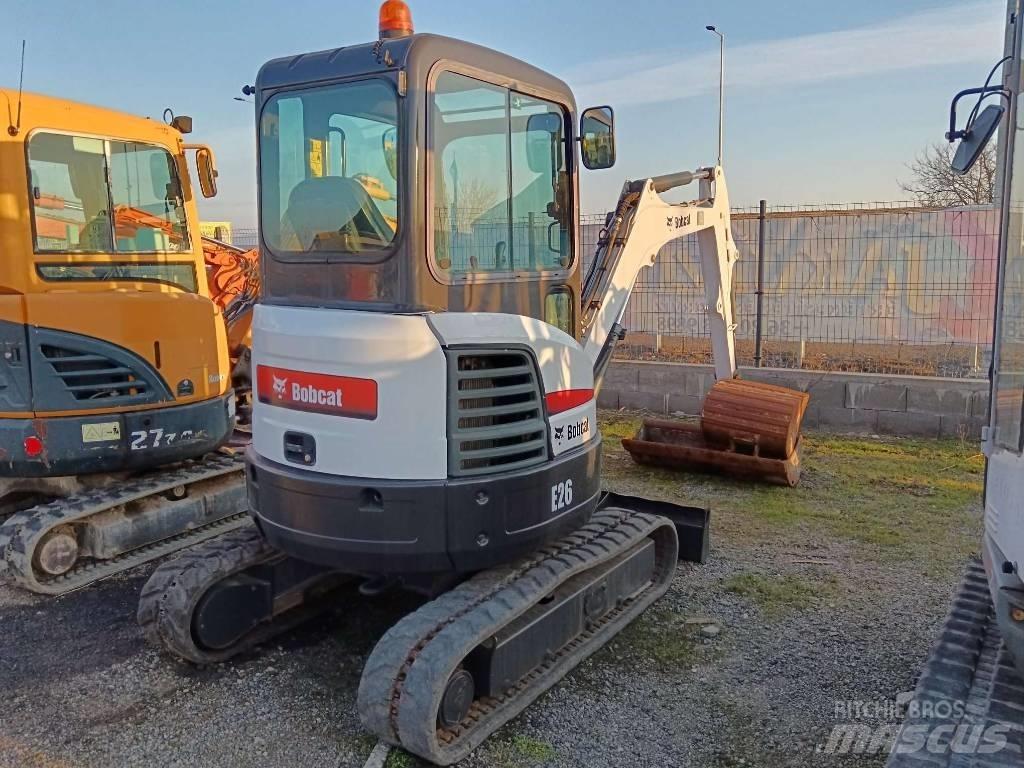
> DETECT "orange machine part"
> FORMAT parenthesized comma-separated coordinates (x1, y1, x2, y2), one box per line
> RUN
(701, 379, 810, 460)
(202, 237, 260, 355)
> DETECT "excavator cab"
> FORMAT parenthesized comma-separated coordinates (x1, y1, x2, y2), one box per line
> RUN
(0, 92, 236, 484)
(247, 22, 654, 577)
(255, 34, 592, 331)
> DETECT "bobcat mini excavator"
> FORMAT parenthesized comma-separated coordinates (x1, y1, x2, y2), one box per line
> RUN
(0, 91, 259, 594)
(140, 3, 805, 763)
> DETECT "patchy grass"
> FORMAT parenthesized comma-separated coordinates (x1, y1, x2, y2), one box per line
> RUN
(384, 748, 417, 768)
(600, 409, 984, 576)
(481, 734, 557, 767)
(509, 735, 556, 763)
(724, 572, 837, 616)
(589, 607, 709, 672)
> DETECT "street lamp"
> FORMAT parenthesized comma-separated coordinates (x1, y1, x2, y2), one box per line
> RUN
(706, 25, 724, 167)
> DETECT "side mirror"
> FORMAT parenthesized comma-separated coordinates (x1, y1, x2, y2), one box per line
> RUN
(952, 103, 1003, 175)
(170, 115, 193, 135)
(580, 106, 615, 170)
(525, 112, 563, 173)
(382, 126, 398, 181)
(195, 147, 218, 198)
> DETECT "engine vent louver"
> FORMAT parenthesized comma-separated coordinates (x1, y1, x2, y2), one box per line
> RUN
(447, 349, 548, 477)
(39, 344, 151, 404)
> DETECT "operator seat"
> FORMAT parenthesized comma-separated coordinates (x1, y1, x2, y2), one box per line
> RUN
(282, 176, 386, 252)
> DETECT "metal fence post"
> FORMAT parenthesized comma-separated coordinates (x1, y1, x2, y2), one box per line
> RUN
(754, 199, 767, 367)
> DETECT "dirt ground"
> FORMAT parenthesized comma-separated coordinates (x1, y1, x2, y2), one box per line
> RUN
(0, 410, 987, 768)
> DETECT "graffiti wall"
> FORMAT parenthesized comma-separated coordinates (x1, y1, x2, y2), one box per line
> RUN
(583, 205, 1000, 349)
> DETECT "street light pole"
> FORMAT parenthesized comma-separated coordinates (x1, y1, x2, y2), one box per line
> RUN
(706, 25, 725, 167)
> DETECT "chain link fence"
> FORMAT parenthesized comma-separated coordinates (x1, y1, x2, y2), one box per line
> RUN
(224, 201, 999, 378)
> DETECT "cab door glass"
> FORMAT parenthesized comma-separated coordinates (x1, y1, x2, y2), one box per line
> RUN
(28, 133, 112, 252)
(994, 44, 1024, 450)
(511, 95, 569, 270)
(108, 141, 190, 252)
(432, 72, 572, 276)
(433, 72, 511, 272)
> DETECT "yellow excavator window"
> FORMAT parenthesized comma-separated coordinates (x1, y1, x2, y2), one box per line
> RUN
(27, 132, 190, 254)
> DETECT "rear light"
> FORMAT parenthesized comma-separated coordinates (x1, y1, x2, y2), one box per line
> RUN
(23, 435, 43, 457)
(379, 0, 414, 39)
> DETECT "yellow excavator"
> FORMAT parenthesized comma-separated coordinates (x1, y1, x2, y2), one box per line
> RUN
(0, 89, 258, 593)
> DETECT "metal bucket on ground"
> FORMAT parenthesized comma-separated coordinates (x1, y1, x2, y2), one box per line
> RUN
(621, 379, 810, 487)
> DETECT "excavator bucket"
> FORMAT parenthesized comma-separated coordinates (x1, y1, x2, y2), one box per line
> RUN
(622, 379, 810, 487)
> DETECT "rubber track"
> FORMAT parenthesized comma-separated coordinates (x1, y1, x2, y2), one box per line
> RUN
(887, 561, 1024, 767)
(356, 507, 679, 766)
(138, 526, 351, 664)
(0, 454, 247, 595)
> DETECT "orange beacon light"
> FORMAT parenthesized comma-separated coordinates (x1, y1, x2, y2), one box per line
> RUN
(379, 0, 414, 39)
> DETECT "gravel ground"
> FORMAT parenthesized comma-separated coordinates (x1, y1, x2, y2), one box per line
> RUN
(0, 417, 989, 768)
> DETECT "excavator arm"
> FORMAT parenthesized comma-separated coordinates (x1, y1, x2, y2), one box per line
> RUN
(582, 165, 739, 385)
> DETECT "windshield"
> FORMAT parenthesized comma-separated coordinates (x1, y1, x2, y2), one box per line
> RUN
(260, 79, 399, 256)
(27, 133, 190, 253)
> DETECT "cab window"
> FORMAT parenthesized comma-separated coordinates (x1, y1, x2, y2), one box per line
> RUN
(27, 133, 190, 253)
(432, 71, 570, 276)
(995, 112, 1024, 450)
(260, 79, 399, 257)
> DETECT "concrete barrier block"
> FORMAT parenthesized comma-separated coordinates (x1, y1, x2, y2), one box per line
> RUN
(906, 385, 972, 417)
(801, 405, 821, 429)
(749, 372, 809, 393)
(637, 363, 688, 391)
(618, 390, 668, 413)
(815, 406, 879, 432)
(845, 382, 907, 412)
(597, 388, 620, 409)
(971, 390, 991, 419)
(804, 378, 846, 408)
(604, 363, 639, 391)
(667, 393, 704, 416)
(939, 415, 985, 440)
(876, 410, 941, 438)
(684, 369, 716, 397)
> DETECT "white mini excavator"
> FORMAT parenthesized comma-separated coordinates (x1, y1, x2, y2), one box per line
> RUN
(140, 3, 807, 763)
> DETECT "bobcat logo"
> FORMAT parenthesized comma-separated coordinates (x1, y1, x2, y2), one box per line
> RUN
(554, 426, 565, 442)
(272, 375, 288, 397)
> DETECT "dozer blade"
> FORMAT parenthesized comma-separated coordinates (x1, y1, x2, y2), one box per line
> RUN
(357, 507, 680, 766)
(622, 379, 809, 487)
(0, 454, 249, 595)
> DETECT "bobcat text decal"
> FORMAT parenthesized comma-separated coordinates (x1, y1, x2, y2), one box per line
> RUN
(256, 365, 378, 420)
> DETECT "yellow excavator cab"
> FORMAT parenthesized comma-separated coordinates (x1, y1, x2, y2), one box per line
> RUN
(0, 89, 234, 477)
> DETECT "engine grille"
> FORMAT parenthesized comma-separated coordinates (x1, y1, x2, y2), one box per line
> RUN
(447, 349, 548, 477)
(39, 344, 152, 404)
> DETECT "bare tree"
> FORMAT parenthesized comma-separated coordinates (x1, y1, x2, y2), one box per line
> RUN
(449, 177, 502, 232)
(898, 141, 997, 206)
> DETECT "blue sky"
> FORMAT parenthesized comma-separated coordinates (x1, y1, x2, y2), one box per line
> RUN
(2, 0, 1006, 226)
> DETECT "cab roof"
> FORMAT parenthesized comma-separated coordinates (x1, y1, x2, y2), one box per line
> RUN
(255, 33, 577, 112)
(0, 89, 182, 146)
